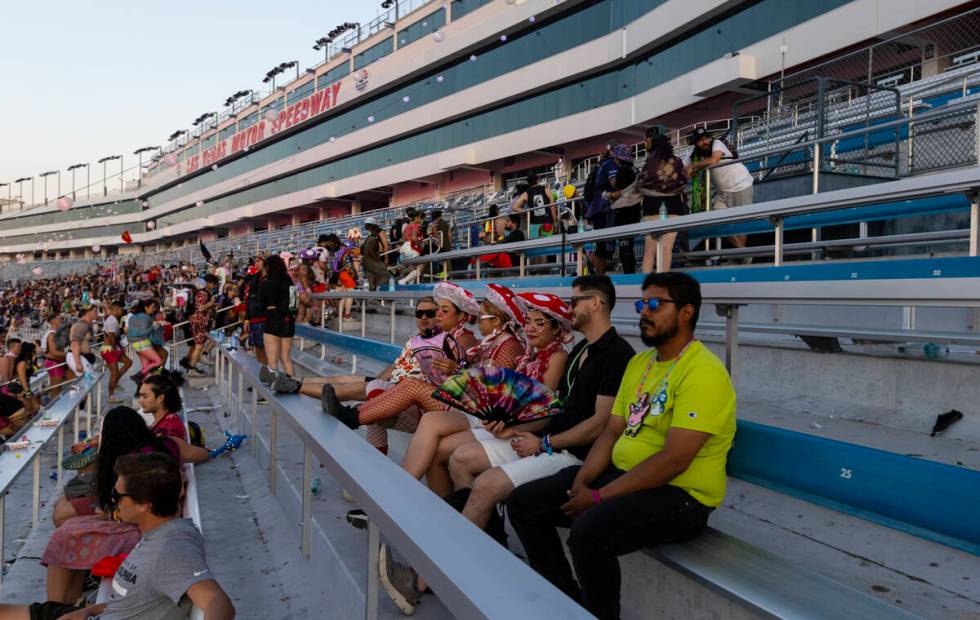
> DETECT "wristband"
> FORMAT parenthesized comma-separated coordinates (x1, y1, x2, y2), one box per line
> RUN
(542, 434, 553, 455)
(591, 489, 602, 505)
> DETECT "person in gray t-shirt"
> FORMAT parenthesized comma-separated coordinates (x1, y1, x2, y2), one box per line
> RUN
(0, 453, 234, 620)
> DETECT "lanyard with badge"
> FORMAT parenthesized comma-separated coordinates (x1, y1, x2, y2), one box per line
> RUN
(625, 340, 695, 437)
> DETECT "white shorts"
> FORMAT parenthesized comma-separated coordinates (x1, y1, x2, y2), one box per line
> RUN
(479, 436, 583, 488)
(65, 352, 93, 376)
(365, 378, 393, 396)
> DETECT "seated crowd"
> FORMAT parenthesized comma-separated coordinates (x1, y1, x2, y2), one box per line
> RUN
(0, 269, 247, 618)
(261, 268, 736, 619)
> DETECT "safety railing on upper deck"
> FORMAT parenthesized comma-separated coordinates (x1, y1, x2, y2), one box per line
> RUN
(397, 101, 980, 274)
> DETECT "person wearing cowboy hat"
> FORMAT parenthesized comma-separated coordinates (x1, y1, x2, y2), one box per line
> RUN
(360, 217, 389, 291)
(321, 282, 482, 433)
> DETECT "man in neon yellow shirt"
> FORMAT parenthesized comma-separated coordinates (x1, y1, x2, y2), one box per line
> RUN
(507, 271, 736, 620)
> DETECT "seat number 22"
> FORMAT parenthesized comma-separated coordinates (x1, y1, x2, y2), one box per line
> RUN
(839, 468, 853, 480)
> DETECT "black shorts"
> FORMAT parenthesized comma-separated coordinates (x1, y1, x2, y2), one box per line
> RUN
(613, 205, 642, 226)
(642, 195, 686, 217)
(264, 314, 295, 338)
(29, 602, 85, 620)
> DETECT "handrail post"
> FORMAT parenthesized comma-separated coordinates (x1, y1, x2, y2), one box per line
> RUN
(236, 367, 244, 419)
(970, 193, 978, 257)
(32, 453, 41, 528)
(57, 424, 64, 483)
(361, 299, 367, 338)
(250, 387, 258, 456)
(85, 393, 92, 438)
(269, 410, 279, 495)
(773, 217, 784, 266)
(389, 302, 396, 344)
(366, 520, 380, 620)
(719, 304, 741, 382)
(812, 143, 821, 194)
(519, 253, 526, 277)
(95, 381, 102, 422)
(73, 404, 80, 445)
(301, 446, 313, 559)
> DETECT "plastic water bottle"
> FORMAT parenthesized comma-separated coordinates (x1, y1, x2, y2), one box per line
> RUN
(362, 278, 370, 292)
(388, 277, 396, 292)
(311, 478, 321, 497)
(231, 329, 241, 351)
(659, 203, 668, 220)
(897, 342, 949, 359)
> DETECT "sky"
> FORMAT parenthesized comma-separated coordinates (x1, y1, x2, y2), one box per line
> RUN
(0, 0, 380, 200)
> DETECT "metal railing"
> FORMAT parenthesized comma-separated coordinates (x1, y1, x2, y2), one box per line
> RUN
(213, 343, 590, 620)
(0, 370, 104, 585)
(397, 102, 980, 271)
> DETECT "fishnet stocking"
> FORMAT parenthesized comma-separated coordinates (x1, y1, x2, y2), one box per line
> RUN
(357, 377, 441, 425)
(365, 409, 421, 450)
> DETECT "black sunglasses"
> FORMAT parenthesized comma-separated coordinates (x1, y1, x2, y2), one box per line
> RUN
(569, 294, 603, 307)
(634, 298, 678, 314)
(415, 309, 437, 319)
(110, 488, 133, 503)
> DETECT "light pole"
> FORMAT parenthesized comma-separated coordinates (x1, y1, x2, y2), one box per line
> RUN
(67, 163, 88, 200)
(313, 37, 332, 63)
(133, 146, 159, 188)
(39, 170, 59, 206)
(98, 155, 121, 196)
(0, 183, 7, 214)
(15, 176, 33, 208)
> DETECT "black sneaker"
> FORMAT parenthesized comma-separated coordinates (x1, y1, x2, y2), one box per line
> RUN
(321, 384, 359, 429)
(346, 509, 367, 530)
(272, 374, 302, 394)
(259, 365, 277, 385)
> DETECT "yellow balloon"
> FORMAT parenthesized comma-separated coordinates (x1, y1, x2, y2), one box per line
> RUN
(563, 184, 576, 199)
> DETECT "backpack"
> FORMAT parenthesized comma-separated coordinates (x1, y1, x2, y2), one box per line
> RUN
(717, 135, 739, 160)
(54, 319, 79, 351)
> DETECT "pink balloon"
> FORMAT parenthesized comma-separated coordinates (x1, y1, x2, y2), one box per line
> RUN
(196, 200, 204, 207)
(56, 197, 73, 211)
(17, 257, 26, 264)
(147, 221, 156, 230)
(32, 267, 43, 275)
(264, 110, 278, 123)
(91, 245, 102, 253)
(164, 153, 178, 167)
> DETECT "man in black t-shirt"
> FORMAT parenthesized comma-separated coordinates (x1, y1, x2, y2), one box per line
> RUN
(445, 276, 634, 537)
(511, 173, 557, 238)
